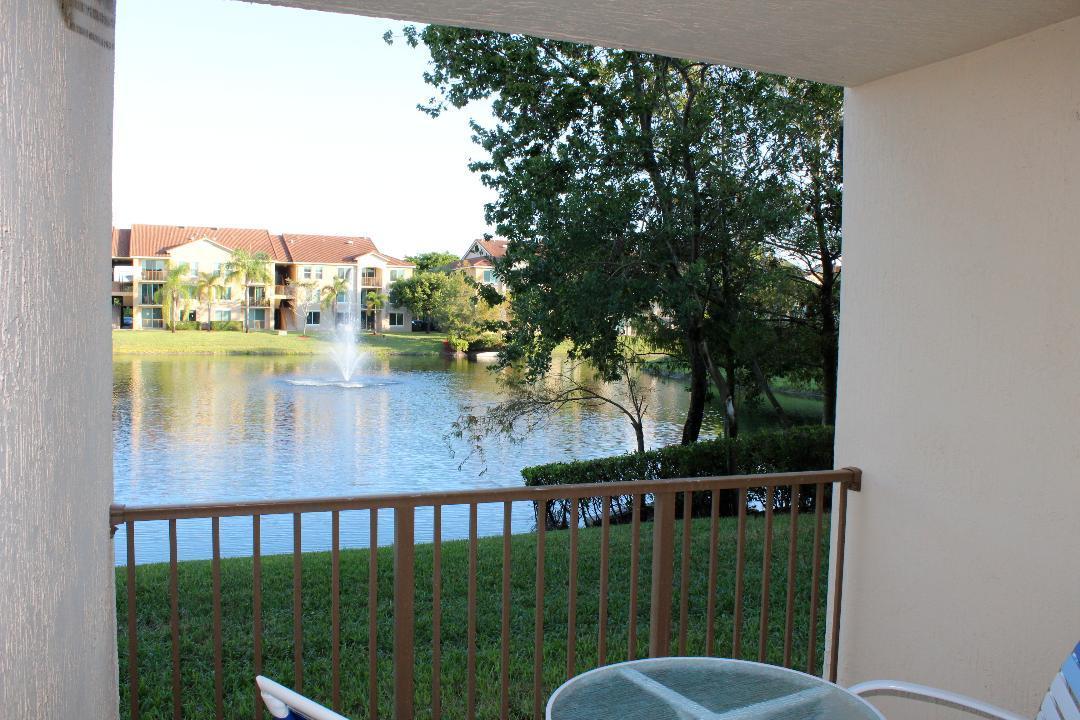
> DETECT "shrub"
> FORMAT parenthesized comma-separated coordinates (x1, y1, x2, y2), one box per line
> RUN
(170, 320, 200, 330)
(210, 321, 242, 331)
(522, 425, 834, 527)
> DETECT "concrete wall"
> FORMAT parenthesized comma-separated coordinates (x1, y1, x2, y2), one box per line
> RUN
(0, 1, 118, 718)
(834, 15, 1080, 717)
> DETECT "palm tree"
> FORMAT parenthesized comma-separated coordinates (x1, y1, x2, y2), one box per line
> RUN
(224, 250, 272, 332)
(193, 271, 221, 331)
(364, 291, 388, 334)
(157, 262, 191, 333)
(320, 275, 351, 328)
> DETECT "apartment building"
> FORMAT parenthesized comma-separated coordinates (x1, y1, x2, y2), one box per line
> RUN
(444, 237, 509, 293)
(111, 224, 414, 331)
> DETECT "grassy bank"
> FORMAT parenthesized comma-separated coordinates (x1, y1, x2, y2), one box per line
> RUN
(118, 513, 829, 719)
(112, 330, 449, 357)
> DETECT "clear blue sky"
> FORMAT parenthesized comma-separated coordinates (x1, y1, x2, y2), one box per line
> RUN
(112, 0, 495, 258)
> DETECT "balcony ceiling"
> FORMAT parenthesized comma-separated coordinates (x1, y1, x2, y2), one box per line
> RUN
(242, 0, 1080, 85)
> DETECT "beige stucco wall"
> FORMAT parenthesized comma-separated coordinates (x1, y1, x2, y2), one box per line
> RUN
(834, 15, 1080, 718)
(0, 1, 119, 717)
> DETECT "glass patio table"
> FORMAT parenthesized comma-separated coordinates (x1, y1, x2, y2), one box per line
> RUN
(547, 657, 885, 720)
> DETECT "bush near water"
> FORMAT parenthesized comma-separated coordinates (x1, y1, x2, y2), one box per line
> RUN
(522, 425, 835, 528)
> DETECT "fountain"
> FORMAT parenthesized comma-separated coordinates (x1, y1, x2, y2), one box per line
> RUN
(327, 315, 363, 382)
(284, 300, 397, 389)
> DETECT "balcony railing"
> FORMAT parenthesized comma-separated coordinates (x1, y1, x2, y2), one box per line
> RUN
(111, 468, 860, 720)
(141, 269, 165, 281)
(112, 281, 134, 293)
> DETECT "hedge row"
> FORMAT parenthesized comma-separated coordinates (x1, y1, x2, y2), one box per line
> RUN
(165, 321, 243, 331)
(522, 425, 834, 527)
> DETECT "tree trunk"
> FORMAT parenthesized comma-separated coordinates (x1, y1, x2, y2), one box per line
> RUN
(632, 420, 645, 454)
(818, 266, 838, 425)
(681, 333, 708, 445)
(750, 356, 790, 427)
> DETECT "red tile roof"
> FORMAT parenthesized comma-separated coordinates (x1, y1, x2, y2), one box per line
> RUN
(476, 238, 508, 258)
(111, 228, 131, 258)
(279, 234, 376, 264)
(128, 224, 281, 259)
(114, 224, 414, 267)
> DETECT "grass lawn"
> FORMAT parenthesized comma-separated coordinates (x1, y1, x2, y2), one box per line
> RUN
(118, 513, 830, 719)
(112, 330, 449, 357)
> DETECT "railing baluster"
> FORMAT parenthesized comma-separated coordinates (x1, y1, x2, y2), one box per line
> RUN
(293, 513, 303, 692)
(331, 511, 341, 711)
(368, 509, 378, 720)
(467, 503, 478, 720)
(649, 491, 676, 657)
(433, 505, 443, 720)
(501, 502, 511, 720)
(212, 517, 223, 720)
(758, 485, 775, 663)
(783, 484, 802, 667)
(705, 490, 719, 656)
(567, 500, 579, 677)
(627, 494, 641, 661)
(125, 520, 140, 720)
(732, 488, 747, 658)
(678, 491, 693, 656)
(828, 479, 851, 682)
(169, 519, 181, 720)
(393, 505, 415, 720)
(253, 515, 263, 720)
(533, 500, 547, 720)
(597, 495, 610, 665)
(807, 483, 825, 674)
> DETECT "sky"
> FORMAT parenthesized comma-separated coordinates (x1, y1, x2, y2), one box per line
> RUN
(112, 0, 496, 258)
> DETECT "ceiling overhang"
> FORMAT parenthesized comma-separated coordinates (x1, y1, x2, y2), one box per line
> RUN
(239, 0, 1080, 85)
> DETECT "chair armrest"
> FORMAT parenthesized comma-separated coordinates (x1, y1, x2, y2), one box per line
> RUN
(848, 680, 1028, 720)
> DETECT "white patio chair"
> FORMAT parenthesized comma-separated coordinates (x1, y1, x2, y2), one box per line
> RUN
(848, 641, 1080, 720)
(256, 675, 351, 720)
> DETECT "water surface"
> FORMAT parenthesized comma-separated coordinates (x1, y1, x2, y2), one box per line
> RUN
(114, 352, 799, 563)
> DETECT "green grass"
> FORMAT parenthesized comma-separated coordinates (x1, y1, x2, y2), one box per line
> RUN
(112, 330, 449, 357)
(118, 513, 830, 719)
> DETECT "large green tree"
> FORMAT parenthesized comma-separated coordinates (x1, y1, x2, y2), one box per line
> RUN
(388, 271, 450, 332)
(398, 27, 794, 442)
(405, 251, 459, 273)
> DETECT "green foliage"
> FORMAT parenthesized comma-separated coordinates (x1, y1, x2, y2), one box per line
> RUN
(209, 320, 242, 331)
(522, 425, 834, 525)
(171, 320, 200, 331)
(431, 272, 504, 351)
(224, 249, 273, 333)
(404, 251, 459, 273)
(388, 271, 451, 329)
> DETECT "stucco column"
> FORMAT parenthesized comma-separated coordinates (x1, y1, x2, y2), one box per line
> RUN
(0, 1, 118, 717)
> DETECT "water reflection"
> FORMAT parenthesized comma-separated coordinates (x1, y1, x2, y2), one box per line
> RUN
(114, 353, 726, 563)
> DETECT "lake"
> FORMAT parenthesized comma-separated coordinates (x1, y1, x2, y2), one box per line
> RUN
(113, 352, 810, 564)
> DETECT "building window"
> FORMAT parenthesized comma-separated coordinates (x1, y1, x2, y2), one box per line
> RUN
(187, 311, 196, 322)
(306, 311, 321, 326)
(140, 283, 163, 305)
(214, 310, 230, 321)
(389, 269, 405, 282)
(360, 267, 377, 282)
(315, 266, 324, 280)
(247, 308, 266, 329)
(336, 267, 350, 279)
(219, 286, 232, 301)
(248, 287, 266, 304)
(483, 269, 494, 284)
(336, 291, 347, 303)
(189, 262, 199, 276)
(141, 307, 163, 329)
(388, 312, 404, 327)
(302, 266, 312, 280)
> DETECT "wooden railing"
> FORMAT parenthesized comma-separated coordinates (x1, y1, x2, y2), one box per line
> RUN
(111, 468, 860, 720)
(140, 269, 165, 281)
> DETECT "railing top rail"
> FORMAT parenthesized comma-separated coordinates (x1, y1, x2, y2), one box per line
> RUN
(110, 468, 860, 527)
